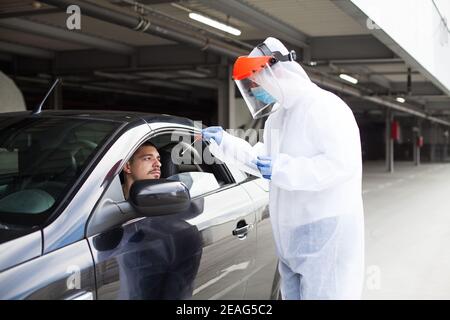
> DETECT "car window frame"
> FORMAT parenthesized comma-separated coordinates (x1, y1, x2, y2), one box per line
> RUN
(86, 124, 259, 238)
(97, 127, 243, 204)
(147, 128, 240, 198)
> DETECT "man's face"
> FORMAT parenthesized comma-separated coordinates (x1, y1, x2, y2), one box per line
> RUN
(124, 145, 161, 180)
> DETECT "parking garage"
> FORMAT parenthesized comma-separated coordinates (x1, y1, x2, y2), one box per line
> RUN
(1, 0, 450, 299)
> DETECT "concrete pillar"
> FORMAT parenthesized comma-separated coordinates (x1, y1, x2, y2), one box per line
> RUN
(415, 142, 421, 165)
(385, 109, 394, 173)
(444, 144, 448, 161)
(413, 130, 417, 165)
(51, 80, 62, 110)
(217, 59, 235, 129)
(51, 58, 62, 110)
(413, 120, 421, 166)
(444, 130, 449, 161)
(228, 70, 237, 129)
(430, 125, 437, 162)
(414, 137, 421, 166)
(302, 46, 312, 65)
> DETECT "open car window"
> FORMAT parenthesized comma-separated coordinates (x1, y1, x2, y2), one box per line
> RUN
(118, 131, 234, 199)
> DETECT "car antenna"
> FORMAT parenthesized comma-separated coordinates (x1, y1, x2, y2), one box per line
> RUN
(31, 78, 61, 115)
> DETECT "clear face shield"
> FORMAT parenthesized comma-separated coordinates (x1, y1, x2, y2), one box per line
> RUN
(234, 63, 284, 119)
(233, 43, 296, 119)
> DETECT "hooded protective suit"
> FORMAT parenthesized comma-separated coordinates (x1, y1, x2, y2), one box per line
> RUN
(216, 37, 365, 299)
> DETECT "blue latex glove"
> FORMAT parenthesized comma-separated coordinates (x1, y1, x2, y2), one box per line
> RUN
(202, 126, 223, 145)
(254, 156, 272, 180)
(251, 87, 276, 105)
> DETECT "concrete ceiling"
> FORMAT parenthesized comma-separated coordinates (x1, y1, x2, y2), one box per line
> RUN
(0, 0, 448, 120)
(239, 0, 370, 37)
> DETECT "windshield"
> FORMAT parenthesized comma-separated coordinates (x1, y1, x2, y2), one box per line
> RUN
(0, 116, 121, 228)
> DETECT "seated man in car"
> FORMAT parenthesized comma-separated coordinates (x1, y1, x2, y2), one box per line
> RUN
(122, 141, 161, 200)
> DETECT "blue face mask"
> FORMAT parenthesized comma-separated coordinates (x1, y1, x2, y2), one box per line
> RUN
(250, 87, 277, 105)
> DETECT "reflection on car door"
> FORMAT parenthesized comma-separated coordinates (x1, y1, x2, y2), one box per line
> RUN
(189, 184, 256, 300)
(241, 179, 278, 299)
(90, 212, 204, 299)
(0, 237, 96, 300)
(88, 177, 257, 299)
(87, 175, 193, 300)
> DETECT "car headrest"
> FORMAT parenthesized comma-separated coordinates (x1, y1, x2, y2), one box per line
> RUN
(19, 147, 77, 181)
(0, 189, 55, 214)
(159, 141, 203, 178)
(159, 148, 178, 178)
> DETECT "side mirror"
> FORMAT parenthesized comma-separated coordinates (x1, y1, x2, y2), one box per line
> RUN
(129, 179, 191, 217)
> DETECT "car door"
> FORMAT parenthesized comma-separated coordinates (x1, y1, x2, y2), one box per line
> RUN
(189, 186, 256, 299)
(188, 181, 257, 300)
(0, 236, 96, 300)
(240, 178, 279, 299)
(86, 128, 257, 299)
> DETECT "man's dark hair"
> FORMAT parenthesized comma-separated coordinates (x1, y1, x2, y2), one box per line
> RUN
(129, 141, 158, 162)
(140, 141, 157, 149)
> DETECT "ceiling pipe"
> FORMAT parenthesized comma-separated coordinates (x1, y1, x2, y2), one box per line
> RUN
(305, 67, 450, 126)
(0, 18, 134, 55)
(12, 75, 187, 102)
(0, 40, 54, 59)
(121, 0, 254, 51)
(197, 0, 309, 49)
(40, 0, 247, 58)
(0, 8, 61, 19)
(324, 58, 404, 65)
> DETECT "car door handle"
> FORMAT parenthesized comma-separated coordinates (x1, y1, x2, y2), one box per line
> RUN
(232, 223, 253, 239)
(66, 291, 94, 300)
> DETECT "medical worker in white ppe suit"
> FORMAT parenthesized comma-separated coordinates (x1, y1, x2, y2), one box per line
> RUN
(202, 37, 365, 300)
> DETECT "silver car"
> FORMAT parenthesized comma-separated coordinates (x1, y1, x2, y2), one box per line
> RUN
(0, 110, 279, 300)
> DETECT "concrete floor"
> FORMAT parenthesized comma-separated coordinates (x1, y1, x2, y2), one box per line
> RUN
(362, 161, 450, 299)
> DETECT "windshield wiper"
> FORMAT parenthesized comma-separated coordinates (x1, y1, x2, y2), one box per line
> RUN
(0, 221, 35, 231)
(0, 222, 10, 230)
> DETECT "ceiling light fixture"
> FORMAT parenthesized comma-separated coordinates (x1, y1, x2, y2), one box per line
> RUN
(188, 12, 241, 36)
(339, 73, 358, 84)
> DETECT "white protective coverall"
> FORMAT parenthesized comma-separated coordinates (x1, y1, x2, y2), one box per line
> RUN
(218, 37, 365, 299)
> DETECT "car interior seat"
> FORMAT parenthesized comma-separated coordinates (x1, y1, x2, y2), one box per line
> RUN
(159, 142, 203, 178)
(159, 148, 179, 178)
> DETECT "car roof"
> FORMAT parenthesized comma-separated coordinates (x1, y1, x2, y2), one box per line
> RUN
(0, 110, 200, 128)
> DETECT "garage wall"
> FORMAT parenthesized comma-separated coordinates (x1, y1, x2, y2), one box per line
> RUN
(234, 98, 253, 129)
(0, 71, 26, 113)
(350, 0, 450, 94)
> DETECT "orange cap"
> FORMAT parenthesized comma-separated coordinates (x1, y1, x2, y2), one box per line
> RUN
(232, 56, 272, 80)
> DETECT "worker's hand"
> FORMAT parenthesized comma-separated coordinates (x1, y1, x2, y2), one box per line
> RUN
(255, 156, 272, 180)
(201, 126, 223, 145)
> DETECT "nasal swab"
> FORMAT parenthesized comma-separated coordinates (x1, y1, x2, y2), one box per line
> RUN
(181, 136, 201, 156)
